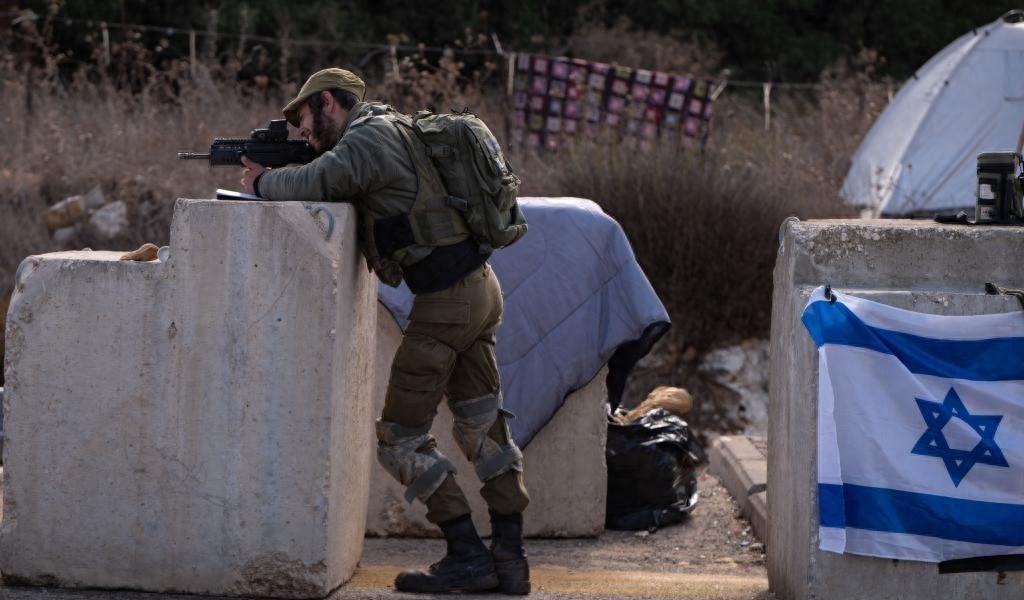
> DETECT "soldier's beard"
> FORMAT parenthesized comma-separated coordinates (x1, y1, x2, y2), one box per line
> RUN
(311, 107, 342, 154)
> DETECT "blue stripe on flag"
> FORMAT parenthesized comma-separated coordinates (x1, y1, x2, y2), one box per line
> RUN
(818, 483, 846, 529)
(802, 300, 1024, 381)
(819, 483, 1024, 546)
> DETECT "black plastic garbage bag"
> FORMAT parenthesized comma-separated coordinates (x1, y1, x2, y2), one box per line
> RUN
(605, 407, 706, 531)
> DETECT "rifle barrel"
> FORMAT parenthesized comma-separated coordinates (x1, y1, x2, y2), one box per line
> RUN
(177, 152, 211, 160)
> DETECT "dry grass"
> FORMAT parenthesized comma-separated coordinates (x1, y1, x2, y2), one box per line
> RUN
(566, 15, 725, 77)
(0, 24, 889, 386)
(0, 71, 281, 339)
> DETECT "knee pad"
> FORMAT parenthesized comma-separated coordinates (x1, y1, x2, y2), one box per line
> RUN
(450, 392, 524, 482)
(376, 419, 456, 503)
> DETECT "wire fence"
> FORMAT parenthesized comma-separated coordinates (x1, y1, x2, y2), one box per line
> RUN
(7, 9, 900, 131)
(10, 10, 842, 87)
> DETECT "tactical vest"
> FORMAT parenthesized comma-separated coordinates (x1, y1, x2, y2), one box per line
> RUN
(350, 104, 527, 289)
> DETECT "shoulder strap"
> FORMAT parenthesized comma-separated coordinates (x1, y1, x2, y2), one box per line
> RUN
(349, 104, 393, 130)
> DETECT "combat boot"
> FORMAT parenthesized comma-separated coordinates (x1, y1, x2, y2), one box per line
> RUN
(394, 513, 499, 594)
(489, 511, 531, 595)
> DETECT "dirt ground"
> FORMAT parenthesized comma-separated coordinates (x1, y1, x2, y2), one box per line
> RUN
(0, 471, 770, 600)
(356, 471, 768, 574)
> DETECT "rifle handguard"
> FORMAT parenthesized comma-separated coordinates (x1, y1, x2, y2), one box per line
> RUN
(178, 120, 317, 168)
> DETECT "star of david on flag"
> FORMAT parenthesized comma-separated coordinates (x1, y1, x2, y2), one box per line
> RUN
(802, 286, 1024, 562)
(911, 388, 1008, 487)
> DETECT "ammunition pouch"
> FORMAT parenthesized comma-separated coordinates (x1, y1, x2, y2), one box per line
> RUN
(374, 214, 417, 258)
(357, 206, 403, 288)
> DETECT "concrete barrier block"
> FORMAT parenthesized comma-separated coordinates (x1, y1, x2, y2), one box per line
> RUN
(710, 436, 767, 542)
(747, 490, 767, 544)
(367, 304, 607, 538)
(769, 219, 1024, 600)
(1, 199, 377, 598)
(710, 435, 766, 497)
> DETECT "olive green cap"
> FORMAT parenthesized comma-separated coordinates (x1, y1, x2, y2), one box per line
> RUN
(282, 67, 366, 127)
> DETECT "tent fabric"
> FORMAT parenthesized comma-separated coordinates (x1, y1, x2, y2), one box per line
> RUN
(377, 197, 671, 449)
(842, 13, 1024, 216)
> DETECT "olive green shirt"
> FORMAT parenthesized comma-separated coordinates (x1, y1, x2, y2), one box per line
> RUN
(257, 101, 433, 264)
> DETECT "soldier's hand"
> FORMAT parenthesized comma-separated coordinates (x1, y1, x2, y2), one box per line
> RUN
(240, 155, 267, 196)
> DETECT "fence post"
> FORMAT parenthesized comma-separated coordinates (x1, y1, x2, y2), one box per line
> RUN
(278, 28, 291, 88)
(202, 9, 218, 61)
(506, 52, 514, 97)
(189, 30, 197, 78)
(100, 22, 110, 67)
(237, 4, 250, 59)
(24, 63, 33, 119)
(389, 43, 399, 81)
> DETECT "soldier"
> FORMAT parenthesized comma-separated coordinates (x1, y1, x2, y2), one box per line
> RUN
(240, 68, 531, 595)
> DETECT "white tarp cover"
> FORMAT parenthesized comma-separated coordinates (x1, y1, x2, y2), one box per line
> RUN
(842, 12, 1024, 216)
(378, 197, 670, 448)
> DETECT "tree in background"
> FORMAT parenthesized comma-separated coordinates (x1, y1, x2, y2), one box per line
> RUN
(16, 0, 1017, 83)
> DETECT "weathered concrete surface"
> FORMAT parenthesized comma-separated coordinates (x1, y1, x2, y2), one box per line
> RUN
(710, 436, 767, 543)
(367, 304, 608, 538)
(2, 199, 377, 598)
(769, 219, 1024, 600)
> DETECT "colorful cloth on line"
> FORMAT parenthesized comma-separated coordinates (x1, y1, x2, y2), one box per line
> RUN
(802, 287, 1024, 562)
(511, 53, 715, 149)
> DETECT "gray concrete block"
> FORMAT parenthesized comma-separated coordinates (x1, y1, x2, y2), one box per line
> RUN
(747, 490, 767, 545)
(1, 200, 378, 598)
(710, 436, 766, 497)
(710, 436, 768, 543)
(769, 219, 1024, 600)
(366, 304, 607, 538)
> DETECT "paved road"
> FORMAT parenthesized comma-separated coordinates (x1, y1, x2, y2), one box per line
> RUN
(1, 475, 770, 600)
(2, 566, 767, 600)
(340, 564, 767, 599)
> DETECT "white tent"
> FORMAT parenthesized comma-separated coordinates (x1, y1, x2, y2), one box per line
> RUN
(842, 11, 1024, 216)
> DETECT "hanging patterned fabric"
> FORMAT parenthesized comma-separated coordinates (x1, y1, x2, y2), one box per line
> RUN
(511, 53, 715, 149)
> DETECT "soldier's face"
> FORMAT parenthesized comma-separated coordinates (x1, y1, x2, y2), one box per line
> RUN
(297, 97, 343, 154)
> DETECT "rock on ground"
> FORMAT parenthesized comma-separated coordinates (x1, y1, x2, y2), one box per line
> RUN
(698, 340, 770, 435)
(87, 201, 128, 239)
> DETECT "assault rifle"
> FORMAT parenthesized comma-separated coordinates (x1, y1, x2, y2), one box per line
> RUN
(177, 119, 316, 168)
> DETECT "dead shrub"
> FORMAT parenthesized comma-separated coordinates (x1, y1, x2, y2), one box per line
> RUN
(566, 15, 724, 77)
(378, 31, 501, 119)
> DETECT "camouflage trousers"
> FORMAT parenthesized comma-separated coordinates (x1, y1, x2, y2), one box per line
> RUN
(378, 263, 530, 524)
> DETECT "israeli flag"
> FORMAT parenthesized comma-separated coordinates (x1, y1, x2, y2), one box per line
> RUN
(802, 286, 1024, 562)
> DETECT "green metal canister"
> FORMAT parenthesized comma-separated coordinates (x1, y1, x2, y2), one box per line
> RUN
(976, 152, 1022, 222)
